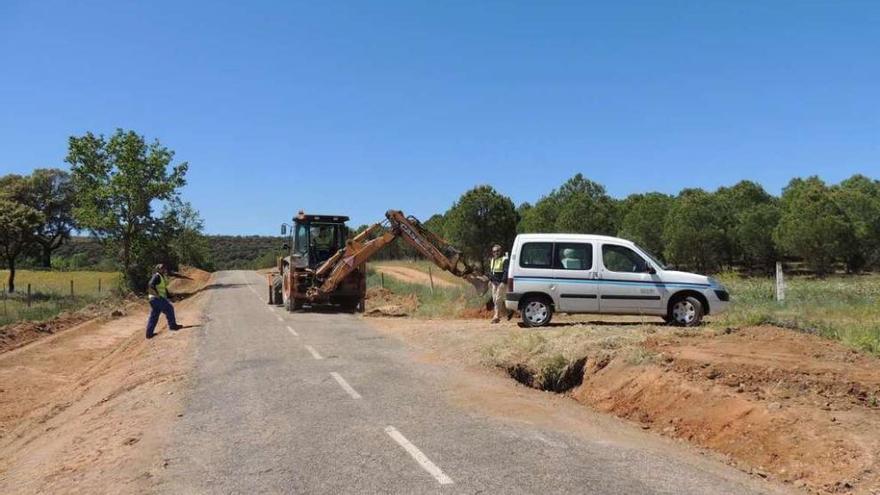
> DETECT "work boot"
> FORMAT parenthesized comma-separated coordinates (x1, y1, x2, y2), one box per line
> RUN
(490, 318, 500, 324)
(169, 324, 182, 331)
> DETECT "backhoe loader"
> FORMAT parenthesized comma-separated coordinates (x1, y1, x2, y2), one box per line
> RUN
(268, 210, 488, 312)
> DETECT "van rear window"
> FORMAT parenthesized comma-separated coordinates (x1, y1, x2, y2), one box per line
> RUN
(519, 242, 553, 269)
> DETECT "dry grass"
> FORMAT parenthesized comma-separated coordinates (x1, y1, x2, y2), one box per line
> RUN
(0, 270, 122, 326)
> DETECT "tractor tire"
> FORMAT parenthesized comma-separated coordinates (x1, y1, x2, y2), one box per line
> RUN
(272, 275, 283, 306)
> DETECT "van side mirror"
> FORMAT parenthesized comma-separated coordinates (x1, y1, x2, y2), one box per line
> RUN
(281, 224, 287, 236)
(646, 265, 657, 274)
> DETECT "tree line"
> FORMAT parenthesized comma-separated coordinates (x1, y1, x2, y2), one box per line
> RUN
(412, 173, 880, 276)
(1, 129, 211, 293)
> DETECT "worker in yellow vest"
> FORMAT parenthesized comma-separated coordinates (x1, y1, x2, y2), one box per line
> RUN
(488, 244, 509, 323)
(145, 264, 181, 339)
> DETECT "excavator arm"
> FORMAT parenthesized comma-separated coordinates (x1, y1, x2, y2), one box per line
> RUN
(306, 210, 489, 299)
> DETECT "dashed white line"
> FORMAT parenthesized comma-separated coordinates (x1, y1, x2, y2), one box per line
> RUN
(330, 372, 362, 399)
(384, 426, 453, 485)
(286, 325, 299, 337)
(304, 345, 323, 360)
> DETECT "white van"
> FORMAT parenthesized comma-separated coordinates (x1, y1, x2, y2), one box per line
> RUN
(503, 233, 729, 327)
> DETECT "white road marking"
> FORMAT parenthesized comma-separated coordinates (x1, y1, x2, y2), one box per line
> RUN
(533, 432, 567, 449)
(330, 372, 362, 399)
(384, 426, 453, 485)
(276, 315, 284, 322)
(286, 325, 299, 337)
(304, 345, 323, 360)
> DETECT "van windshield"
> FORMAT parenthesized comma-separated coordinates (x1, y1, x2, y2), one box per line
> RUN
(635, 244, 667, 270)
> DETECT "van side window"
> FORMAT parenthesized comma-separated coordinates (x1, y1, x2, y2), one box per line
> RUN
(554, 243, 592, 270)
(602, 245, 648, 273)
(519, 242, 553, 269)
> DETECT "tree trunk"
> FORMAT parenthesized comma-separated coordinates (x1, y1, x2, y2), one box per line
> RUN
(41, 244, 52, 268)
(6, 259, 15, 293)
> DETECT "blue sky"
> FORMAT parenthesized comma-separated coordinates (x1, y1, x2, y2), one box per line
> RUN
(1, 1, 877, 234)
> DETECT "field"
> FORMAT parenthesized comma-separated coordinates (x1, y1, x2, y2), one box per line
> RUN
(0, 270, 122, 327)
(369, 262, 880, 356)
(715, 273, 880, 355)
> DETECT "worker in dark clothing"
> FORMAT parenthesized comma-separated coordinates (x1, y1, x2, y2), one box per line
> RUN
(145, 264, 181, 339)
(488, 244, 510, 323)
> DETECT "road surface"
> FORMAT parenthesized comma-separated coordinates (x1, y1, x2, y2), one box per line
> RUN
(157, 271, 785, 494)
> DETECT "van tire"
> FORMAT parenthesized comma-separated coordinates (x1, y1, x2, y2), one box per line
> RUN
(667, 295, 704, 327)
(521, 295, 553, 327)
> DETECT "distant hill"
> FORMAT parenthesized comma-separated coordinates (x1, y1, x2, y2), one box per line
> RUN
(44, 235, 286, 271)
(207, 235, 286, 270)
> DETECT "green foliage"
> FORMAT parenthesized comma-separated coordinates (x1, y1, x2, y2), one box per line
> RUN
(832, 175, 880, 272)
(734, 203, 780, 273)
(662, 189, 727, 271)
(207, 235, 286, 270)
(0, 197, 45, 292)
(520, 174, 618, 235)
(66, 129, 188, 291)
(618, 193, 673, 259)
(443, 185, 518, 270)
(774, 177, 853, 276)
(19, 169, 76, 268)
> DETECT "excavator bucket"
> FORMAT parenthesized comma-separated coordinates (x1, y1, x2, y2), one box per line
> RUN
(464, 274, 490, 295)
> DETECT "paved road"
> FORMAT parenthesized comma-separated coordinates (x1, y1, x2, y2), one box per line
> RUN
(158, 271, 785, 494)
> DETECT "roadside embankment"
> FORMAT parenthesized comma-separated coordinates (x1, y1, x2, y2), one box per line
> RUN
(0, 269, 211, 494)
(368, 317, 880, 494)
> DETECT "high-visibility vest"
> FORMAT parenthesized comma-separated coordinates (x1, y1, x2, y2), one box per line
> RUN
(490, 256, 508, 273)
(155, 274, 168, 298)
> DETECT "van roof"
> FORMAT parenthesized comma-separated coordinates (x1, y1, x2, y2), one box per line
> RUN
(513, 233, 636, 246)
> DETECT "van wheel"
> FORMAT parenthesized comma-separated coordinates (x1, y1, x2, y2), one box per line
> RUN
(668, 296, 704, 327)
(521, 295, 553, 327)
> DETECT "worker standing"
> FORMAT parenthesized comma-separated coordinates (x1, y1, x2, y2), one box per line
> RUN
(145, 264, 182, 339)
(488, 244, 509, 324)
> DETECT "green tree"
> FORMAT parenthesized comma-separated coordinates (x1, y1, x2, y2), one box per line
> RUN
(443, 185, 518, 271)
(20, 169, 76, 268)
(162, 200, 213, 270)
(735, 203, 780, 273)
(66, 129, 188, 291)
(833, 174, 880, 272)
(662, 189, 727, 272)
(714, 181, 777, 270)
(0, 196, 44, 292)
(774, 177, 852, 276)
(617, 192, 673, 259)
(520, 174, 618, 234)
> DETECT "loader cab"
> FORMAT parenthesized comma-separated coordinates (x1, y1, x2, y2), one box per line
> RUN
(284, 213, 349, 269)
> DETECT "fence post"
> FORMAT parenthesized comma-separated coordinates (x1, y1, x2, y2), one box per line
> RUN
(381, 273, 385, 288)
(775, 262, 785, 302)
(70, 279, 74, 297)
(2, 290, 6, 317)
(428, 266, 435, 295)
(27, 283, 31, 308)
(98, 278, 102, 293)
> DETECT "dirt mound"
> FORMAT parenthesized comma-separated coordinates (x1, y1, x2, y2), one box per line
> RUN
(0, 295, 139, 354)
(372, 265, 457, 288)
(168, 265, 212, 297)
(0, 278, 208, 494)
(364, 287, 418, 317)
(574, 326, 880, 493)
